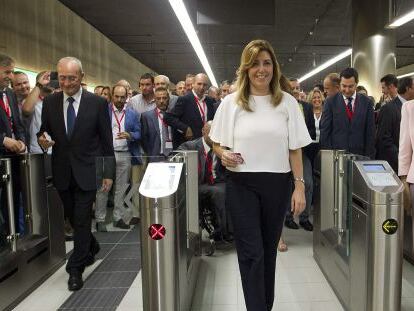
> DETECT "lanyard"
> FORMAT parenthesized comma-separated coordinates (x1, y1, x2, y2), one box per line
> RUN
(194, 96, 206, 123)
(112, 105, 126, 133)
(156, 109, 172, 141)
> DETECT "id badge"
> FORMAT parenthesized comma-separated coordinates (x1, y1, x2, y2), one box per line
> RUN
(166, 141, 173, 149)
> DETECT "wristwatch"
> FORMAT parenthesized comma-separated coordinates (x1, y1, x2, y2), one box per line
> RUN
(293, 177, 305, 185)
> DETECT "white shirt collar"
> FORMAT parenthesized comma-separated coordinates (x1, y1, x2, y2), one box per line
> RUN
(202, 137, 210, 153)
(398, 94, 407, 104)
(63, 87, 82, 104)
(192, 89, 205, 102)
(112, 103, 127, 112)
(342, 91, 356, 101)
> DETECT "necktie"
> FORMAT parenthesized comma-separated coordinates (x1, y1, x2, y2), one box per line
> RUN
(205, 150, 214, 185)
(346, 97, 353, 112)
(0, 91, 12, 128)
(67, 97, 76, 137)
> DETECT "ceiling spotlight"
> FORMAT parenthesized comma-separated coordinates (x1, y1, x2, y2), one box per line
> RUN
(288, 57, 293, 62)
(309, 31, 314, 35)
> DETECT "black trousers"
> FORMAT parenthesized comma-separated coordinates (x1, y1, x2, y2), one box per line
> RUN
(226, 171, 291, 311)
(58, 172, 98, 273)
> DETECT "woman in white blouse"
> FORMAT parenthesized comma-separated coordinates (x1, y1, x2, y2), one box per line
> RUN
(307, 89, 325, 166)
(210, 39, 312, 311)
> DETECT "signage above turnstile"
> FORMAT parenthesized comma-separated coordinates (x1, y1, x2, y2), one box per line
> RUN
(139, 163, 183, 198)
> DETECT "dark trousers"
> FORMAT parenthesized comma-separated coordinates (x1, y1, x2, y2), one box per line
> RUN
(199, 182, 227, 236)
(226, 171, 290, 311)
(58, 173, 98, 273)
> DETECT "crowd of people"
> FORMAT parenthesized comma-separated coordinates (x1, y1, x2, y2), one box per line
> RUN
(1, 37, 414, 310)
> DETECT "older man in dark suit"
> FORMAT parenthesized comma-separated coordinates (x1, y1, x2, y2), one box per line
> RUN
(376, 77, 414, 173)
(38, 57, 114, 291)
(166, 73, 215, 148)
(141, 87, 174, 160)
(320, 67, 375, 158)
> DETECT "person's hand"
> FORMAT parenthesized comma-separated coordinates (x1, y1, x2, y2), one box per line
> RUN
(101, 179, 113, 192)
(37, 71, 50, 87)
(221, 151, 239, 168)
(38, 132, 55, 150)
(3, 137, 22, 153)
(291, 182, 306, 216)
(185, 127, 193, 140)
(17, 140, 26, 153)
(116, 132, 131, 140)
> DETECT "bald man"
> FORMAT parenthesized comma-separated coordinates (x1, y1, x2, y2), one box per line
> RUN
(166, 73, 215, 148)
(38, 57, 114, 291)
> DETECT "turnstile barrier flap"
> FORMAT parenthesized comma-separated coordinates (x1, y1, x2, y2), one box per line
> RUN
(139, 162, 183, 199)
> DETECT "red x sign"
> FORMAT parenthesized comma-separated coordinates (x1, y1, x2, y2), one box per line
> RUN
(149, 224, 166, 240)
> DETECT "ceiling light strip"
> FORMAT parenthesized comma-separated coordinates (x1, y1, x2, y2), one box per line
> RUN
(298, 48, 352, 83)
(397, 72, 414, 79)
(169, 0, 218, 87)
(388, 9, 414, 28)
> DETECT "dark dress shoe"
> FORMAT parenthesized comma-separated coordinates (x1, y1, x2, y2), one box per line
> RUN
(284, 219, 299, 229)
(114, 219, 130, 229)
(299, 220, 314, 231)
(68, 270, 83, 291)
(129, 217, 140, 225)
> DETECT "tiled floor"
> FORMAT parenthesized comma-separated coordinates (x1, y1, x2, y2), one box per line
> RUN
(13, 224, 414, 311)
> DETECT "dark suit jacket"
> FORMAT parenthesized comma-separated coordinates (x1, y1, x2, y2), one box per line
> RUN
(165, 92, 215, 148)
(141, 108, 163, 157)
(320, 92, 375, 158)
(178, 137, 225, 184)
(298, 100, 316, 159)
(0, 88, 26, 155)
(39, 90, 115, 191)
(375, 96, 403, 172)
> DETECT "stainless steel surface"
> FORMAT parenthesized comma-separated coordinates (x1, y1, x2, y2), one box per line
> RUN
(403, 209, 414, 263)
(19, 154, 48, 236)
(314, 153, 403, 311)
(352, 0, 396, 101)
(351, 161, 403, 311)
(2, 158, 17, 252)
(0, 155, 65, 311)
(140, 157, 200, 311)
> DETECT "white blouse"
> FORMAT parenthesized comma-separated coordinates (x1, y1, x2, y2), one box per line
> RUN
(210, 92, 312, 173)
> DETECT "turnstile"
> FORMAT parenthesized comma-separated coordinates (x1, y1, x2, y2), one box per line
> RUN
(139, 151, 200, 311)
(314, 150, 404, 311)
(0, 154, 66, 311)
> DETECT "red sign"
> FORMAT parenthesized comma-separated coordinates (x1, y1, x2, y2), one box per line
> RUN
(149, 224, 166, 240)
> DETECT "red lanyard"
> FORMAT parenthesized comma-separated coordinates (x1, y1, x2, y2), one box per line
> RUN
(112, 105, 126, 133)
(0, 93, 12, 128)
(194, 96, 206, 123)
(155, 109, 172, 141)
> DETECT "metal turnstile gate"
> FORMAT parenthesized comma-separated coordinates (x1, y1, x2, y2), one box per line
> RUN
(314, 150, 404, 311)
(139, 151, 200, 311)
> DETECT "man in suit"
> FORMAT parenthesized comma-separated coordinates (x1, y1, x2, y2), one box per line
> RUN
(95, 85, 141, 232)
(284, 78, 316, 231)
(320, 67, 375, 158)
(0, 54, 26, 245)
(38, 57, 114, 291)
(323, 73, 340, 99)
(178, 121, 231, 242)
(166, 73, 215, 148)
(376, 77, 414, 173)
(141, 87, 173, 160)
(154, 74, 178, 111)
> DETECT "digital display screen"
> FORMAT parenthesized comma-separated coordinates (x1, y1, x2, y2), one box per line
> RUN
(363, 164, 385, 172)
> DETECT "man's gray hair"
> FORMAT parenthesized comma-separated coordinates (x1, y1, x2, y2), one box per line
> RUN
(0, 53, 15, 67)
(57, 56, 83, 73)
(155, 74, 170, 86)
